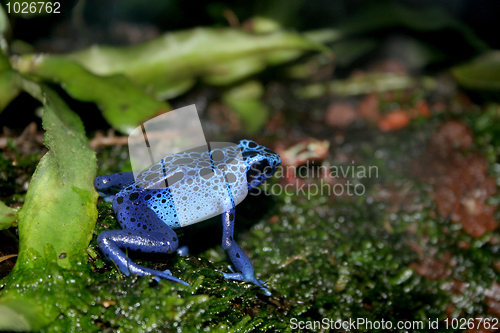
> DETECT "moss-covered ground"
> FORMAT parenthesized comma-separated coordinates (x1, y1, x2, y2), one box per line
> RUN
(0, 109, 490, 332)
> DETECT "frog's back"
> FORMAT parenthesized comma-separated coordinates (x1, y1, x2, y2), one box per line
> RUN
(135, 144, 248, 228)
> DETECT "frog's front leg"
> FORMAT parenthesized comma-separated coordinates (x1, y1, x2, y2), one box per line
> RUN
(221, 208, 271, 296)
(98, 201, 188, 286)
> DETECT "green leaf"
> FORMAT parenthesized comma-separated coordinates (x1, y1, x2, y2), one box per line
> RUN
(452, 51, 500, 91)
(15, 87, 98, 265)
(0, 69, 21, 111)
(222, 80, 268, 134)
(297, 73, 432, 98)
(0, 85, 98, 331)
(0, 302, 36, 331)
(0, 201, 16, 230)
(65, 27, 329, 99)
(12, 56, 170, 134)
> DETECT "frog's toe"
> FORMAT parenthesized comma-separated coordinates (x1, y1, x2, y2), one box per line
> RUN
(157, 271, 189, 286)
(257, 280, 271, 296)
(152, 269, 172, 282)
(222, 272, 271, 296)
(139, 267, 188, 286)
(176, 246, 189, 257)
(103, 195, 115, 203)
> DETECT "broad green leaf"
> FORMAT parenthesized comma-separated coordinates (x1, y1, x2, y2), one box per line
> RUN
(0, 302, 35, 331)
(452, 51, 500, 91)
(12, 56, 170, 134)
(15, 87, 98, 265)
(0, 38, 21, 112)
(303, 29, 343, 44)
(246, 16, 282, 33)
(0, 85, 98, 331)
(0, 69, 20, 111)
(222, 80, 268, 134)
(0, 200, 16, 230)
(297, 73, 436, 98)
(65, 27, 329, 99)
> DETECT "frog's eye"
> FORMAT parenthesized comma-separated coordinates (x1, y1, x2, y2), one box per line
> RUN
(242, 151, 258, 159)
(247, 159, 270, 185)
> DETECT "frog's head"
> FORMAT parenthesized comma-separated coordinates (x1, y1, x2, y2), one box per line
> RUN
(239, 140, 281, 189)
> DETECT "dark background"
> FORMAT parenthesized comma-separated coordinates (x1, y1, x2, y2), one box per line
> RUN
(5, 0, 500, 49)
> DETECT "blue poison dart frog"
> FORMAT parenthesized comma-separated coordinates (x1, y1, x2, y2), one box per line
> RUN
(94, 140, 281, 296)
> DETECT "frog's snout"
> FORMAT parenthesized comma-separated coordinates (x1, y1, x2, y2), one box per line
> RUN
(94, 175, 109, 191)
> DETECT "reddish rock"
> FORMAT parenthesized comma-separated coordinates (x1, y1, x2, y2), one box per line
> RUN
(411, 121, 498, 238)
(410, 252, 452, 280)
(325, 102, 358, 128)
(378, 110, 410, 132)
(358, 93, 380, 122)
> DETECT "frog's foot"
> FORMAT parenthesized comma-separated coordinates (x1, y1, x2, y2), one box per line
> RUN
(121, 258, 189, 286)
(149, 269, 189, 286)
(102, 195, 115, 203)
(117, 258, 190, 286)
(176, 246, 189, 257)
(220, 208, 272, 296)
(222, 269, 271, 296)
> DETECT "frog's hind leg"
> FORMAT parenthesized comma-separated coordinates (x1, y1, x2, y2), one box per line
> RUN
(220, 208, 271, 296)
(94, 172, 135, 202)
(98, 204, 188, 286)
